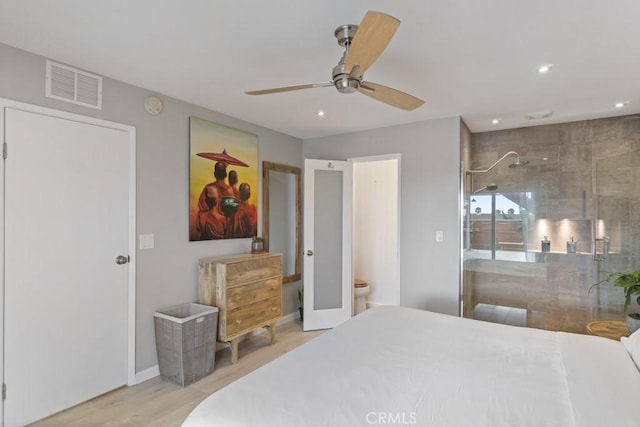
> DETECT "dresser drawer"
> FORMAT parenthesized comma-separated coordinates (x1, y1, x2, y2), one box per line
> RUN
(224, 296, 281, 337)
(225, 256, 281, 286)
(225, 277, 280, 311)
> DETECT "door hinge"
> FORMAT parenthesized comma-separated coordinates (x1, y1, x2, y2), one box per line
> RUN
(3, 141, 7, 160)
(2, 383, 6, 400)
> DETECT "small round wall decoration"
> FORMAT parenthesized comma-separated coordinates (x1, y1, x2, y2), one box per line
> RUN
(144, 96, 163, 115)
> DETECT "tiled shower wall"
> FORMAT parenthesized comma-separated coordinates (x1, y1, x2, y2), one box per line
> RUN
(464, 114, 640, 333)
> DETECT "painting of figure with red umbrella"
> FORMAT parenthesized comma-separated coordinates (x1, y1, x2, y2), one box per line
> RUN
(189, 116, 258, 241)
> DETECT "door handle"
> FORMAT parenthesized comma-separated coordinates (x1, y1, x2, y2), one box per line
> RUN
(115, 255, 129, 265)
(306, 250, 314, 256)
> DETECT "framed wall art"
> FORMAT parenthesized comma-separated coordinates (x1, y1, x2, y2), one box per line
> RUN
(189, 116, 258, 241)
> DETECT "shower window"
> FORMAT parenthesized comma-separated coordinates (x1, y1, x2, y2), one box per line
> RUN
(465, 192, 533, 262)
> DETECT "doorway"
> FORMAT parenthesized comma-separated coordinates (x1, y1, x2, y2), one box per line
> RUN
(0, 99, 136, 425)
(302, 155, 401, 331)
(351, 155, 401, 308)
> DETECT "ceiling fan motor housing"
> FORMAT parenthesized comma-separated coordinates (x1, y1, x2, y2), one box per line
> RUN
(332, 64, 360, 93)
(332, 24, 361, 93)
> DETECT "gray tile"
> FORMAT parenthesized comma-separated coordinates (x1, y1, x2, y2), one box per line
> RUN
(465, 113, 640, 334)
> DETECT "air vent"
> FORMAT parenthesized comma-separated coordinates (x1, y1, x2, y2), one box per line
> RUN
(525, 111, 553, 120)
(45, 60, 103, 109)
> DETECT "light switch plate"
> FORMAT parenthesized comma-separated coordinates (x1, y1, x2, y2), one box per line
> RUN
(139, 234, 154, 249)
(435, 230, 444, 243)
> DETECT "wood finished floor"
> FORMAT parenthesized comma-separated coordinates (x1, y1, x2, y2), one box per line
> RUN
(33, 321, 324, 427)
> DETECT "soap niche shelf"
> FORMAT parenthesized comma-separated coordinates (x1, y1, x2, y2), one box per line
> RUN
(533, 219, 592, 254)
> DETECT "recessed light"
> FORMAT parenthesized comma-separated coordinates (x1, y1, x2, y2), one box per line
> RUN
(317, 110, 325, 117)
(543, 157, 548, 161)
(537, 64, 553, 74)
(491, 118, 500, 124)
(615, 101, 628, 108)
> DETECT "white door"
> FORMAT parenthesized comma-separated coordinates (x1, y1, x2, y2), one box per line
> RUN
(3, 106, 131, 426)
(303, 159, 352, 331)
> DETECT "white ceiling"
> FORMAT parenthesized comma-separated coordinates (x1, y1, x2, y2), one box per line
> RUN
(1, 1, 640, 139)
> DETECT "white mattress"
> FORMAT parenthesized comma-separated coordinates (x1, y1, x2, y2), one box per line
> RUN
(182, 306, 640, 427)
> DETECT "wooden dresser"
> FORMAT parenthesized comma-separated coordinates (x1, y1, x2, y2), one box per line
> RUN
(198, 253, 282, 363)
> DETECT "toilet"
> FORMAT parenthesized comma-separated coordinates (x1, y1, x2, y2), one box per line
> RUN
(354, 279, 371, 314)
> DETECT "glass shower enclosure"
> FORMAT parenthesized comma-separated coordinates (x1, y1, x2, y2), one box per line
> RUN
(461, 122, 640, 334)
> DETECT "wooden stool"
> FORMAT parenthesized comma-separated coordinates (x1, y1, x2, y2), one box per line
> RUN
(586, 320, 629, 341)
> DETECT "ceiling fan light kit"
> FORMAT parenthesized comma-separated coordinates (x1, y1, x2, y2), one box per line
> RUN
(246, 11, 425, 111)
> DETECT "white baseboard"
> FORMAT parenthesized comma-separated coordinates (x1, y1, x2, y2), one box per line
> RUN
(216, 341, 230, 351)
(134, 311, 300, 385)
(281, 310, 300, 323)
(365, 301, 396, 309)
(135, 365, 159, 384)
(253, 310, 299, 336)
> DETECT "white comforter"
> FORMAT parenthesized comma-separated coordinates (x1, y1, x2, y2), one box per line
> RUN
(183, 306, 640, 427)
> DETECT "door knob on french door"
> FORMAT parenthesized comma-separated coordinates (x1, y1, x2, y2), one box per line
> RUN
(115, 255, 129, 265)
(306, 250, 314, 256)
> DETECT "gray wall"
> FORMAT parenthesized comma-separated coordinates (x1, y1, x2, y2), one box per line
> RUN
(0, 43, 303, 372)
(303, 118, 462, 315)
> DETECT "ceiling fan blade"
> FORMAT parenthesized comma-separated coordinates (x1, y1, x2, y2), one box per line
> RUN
(359, 81, 424, 111)
(246, 82, 332, 95)
(344, 11, 400, 77)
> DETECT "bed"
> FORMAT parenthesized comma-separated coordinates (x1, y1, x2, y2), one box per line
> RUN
(182, 306, 640, 426)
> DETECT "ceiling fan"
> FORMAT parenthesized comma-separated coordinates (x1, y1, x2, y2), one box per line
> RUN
(245, 11, 425, 111)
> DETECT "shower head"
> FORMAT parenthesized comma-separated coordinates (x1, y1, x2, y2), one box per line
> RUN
(473, 184, 498, 194)
(508, 157, 530, 168)
(467, 151, 528, 173)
